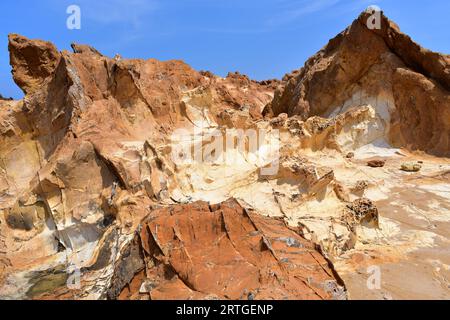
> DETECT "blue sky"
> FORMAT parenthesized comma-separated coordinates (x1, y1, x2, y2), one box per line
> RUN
(1, 0, 450, 99)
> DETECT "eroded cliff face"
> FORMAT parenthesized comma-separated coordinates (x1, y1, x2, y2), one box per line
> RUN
(265, 12, 450, 157)
(0, 11, 449, 300)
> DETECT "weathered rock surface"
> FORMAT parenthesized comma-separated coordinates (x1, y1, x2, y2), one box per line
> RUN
(264, 11, 450, 157)
(401, 162, 422, 172)
(112, 199, 345, 300)
(1, 10, 450, 300)
(367, 160, 386, 168)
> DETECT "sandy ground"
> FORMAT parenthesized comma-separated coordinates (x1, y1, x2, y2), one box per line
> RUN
(332, 149, 450, 299)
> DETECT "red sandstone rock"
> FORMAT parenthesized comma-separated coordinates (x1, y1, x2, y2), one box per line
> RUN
(1, 10, 449, 301)
(264, 11, 450, 157)
(113, 200, 345, 300)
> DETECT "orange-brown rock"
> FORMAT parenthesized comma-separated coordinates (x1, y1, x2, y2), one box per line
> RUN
(8, 34, 61, 95)
(0, 33, 277, 300)
(367, 159, 386, 168)
(1, 10, 450, 301)
(265, 11, 450, 157)
(112, 199, 345, 300)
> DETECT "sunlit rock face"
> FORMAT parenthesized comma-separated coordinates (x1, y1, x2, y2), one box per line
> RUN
(265, 12, 450, 157)
(1, 11, 450, 300)
(111, 199, 345, 301)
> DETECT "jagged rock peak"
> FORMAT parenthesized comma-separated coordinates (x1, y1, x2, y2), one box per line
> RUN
(264, 11, 450, 156)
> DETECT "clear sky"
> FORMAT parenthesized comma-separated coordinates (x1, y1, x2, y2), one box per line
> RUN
(1, 0, 450, 99)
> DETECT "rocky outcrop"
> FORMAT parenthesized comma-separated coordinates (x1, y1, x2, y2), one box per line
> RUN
(264, 11, 450, 157)
(8, 34, 61, 95)
(0, 33, 279, 300)
(111, 199, 345, 300)
(1, 10, 449, 300)
(367, 160, 386, 168)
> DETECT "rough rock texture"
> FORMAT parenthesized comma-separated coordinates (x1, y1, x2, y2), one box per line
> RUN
(264, 12, 450, 157)
(8, 34, 61, 95)
(112, 199, 344, 300)
(367, 160, 386, 168)
(401, 162, 422, 172)
(0, 33, 277, 300)
(1, 11, 450, 300)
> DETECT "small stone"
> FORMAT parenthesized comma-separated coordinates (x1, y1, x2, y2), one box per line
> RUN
(346, 198, 379, 227)
(346, 152, 355, 159)
(401, 162, 422, 172)
(367, 160, 386, 168)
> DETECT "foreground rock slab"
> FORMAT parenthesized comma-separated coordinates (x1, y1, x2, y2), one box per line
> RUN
(113, 199, 345, 300)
